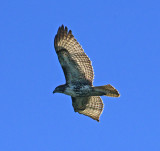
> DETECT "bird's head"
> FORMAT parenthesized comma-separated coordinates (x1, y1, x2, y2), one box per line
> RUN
(53, 85, 65, 94)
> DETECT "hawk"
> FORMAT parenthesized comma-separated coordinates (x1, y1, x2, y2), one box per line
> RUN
(53, 25, 120, 122)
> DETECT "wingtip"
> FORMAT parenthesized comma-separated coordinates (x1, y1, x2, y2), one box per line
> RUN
(61, 24, 64, 30)
(117, 92, 120, 97)
(68, 30, 72, 35)
(57, 25, 64, 34)
(57, 25, 71, 36)
(65, 26, 68, 33)
(96, 119, 100, 122)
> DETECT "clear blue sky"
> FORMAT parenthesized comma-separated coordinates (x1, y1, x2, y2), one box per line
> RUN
(0, 0, 160, 150)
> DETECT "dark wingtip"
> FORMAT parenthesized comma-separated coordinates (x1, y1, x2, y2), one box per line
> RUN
(57, 25, 64, 34)
(68, 30, 72, 34)
(117, 93, 120, 97)
(58, 25, 70, 35)
(61, 24, 64, 29)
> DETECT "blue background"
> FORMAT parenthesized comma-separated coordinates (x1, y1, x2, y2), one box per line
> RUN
(0, 0, 160, 150)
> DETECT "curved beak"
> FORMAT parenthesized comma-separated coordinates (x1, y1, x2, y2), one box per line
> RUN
(53, 90, 56, 94)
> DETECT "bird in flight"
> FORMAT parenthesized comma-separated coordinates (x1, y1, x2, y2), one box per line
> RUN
(53, 25, 120, 122)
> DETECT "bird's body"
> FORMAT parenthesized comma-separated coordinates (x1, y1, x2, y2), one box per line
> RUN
(57, 84, 107, 97)
(53, 25, 120, 122)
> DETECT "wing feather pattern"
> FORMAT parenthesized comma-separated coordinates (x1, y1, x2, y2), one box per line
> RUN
(54, 25, 94, 85)
(72, 96, 104, 122)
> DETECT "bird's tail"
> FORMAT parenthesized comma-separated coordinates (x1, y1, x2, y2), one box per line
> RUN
(93, 84, 120, 97)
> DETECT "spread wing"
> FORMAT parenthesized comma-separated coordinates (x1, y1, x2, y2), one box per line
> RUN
(54, 25, 94, 85)
(72, 96, 104, 122)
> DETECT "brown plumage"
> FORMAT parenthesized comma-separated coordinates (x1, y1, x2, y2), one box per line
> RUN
(54, 25, 94, 85)
(53, 25, 120, 122)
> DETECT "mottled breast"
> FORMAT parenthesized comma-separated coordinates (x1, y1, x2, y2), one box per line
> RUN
(64, 84, 92, 97)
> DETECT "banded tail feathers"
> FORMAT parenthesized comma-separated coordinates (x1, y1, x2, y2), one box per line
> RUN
(93, 84, 120, 97)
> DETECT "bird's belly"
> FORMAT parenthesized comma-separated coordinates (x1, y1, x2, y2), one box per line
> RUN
(64, 85, 92, 97)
